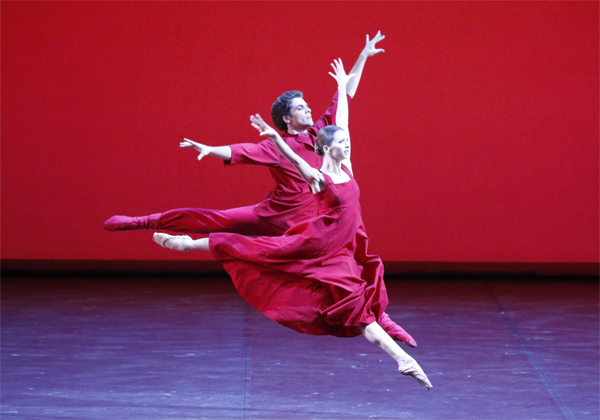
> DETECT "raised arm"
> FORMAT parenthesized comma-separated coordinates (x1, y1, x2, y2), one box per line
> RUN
(346, 31, 385, 98)
(329, 59, 353, 132)
(329, 58, 354, 168)
(180, 138, 232, 161)
(250, 114, 325, 193)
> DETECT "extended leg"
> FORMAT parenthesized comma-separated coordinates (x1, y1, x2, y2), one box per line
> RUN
(105, 206, 285, 236)
(104, 213, 162, 231)
(360, 322, 432, 390)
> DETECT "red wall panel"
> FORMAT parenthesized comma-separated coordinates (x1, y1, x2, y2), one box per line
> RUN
(2, 1, 598, 263)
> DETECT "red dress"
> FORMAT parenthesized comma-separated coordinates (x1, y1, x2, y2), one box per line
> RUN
(209, 164, 388, 338)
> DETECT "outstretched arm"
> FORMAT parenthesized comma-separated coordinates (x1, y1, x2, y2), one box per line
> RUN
(180, 138, 232, 161)
(329, 58, 354, 171)
(250, 114, 325, 192)
(346, 31, 385, 98)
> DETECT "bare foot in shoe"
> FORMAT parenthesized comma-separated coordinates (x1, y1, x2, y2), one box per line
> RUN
(153, 233, 194, 252)
(397, 355, 433, 390)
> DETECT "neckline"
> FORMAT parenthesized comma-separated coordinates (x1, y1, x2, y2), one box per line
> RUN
(320, 171, 352, 185)
(321, 162, 352, 184)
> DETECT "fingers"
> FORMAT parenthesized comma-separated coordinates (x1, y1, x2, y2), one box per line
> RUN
(329, 57, 350, 84)
(254, 113, 267, 125)
(196, 149, 209, 161)
(250, 113, 266, 128)
(371, 30, 385, 42)
(366, 30, 385, 48)
(329, 58, 345, 75)
(250, 113, 262, 123)
(249, 114, 260, 128)
(250, 113, 273, 136)
(180, 138, 198, 148)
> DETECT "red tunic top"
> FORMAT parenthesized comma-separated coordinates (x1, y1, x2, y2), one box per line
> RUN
(226, 92, 351, 230)
(209, 164, 389, 338)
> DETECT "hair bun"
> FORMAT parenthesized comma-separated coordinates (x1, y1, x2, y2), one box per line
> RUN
(314, 143, 323, 156)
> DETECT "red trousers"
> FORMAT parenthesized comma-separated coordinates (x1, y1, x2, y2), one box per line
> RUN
(156, 206, 286, 236)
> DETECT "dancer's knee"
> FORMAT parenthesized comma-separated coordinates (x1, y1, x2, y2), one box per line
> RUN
(361, 322, 382, 345)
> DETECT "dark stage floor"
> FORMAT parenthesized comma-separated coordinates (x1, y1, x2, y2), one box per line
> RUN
(1, 274, 598, 420)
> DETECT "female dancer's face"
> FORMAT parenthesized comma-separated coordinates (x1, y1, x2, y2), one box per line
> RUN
(326, 129, 350, 161)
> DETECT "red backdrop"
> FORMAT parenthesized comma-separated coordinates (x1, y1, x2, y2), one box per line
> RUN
(2, 1, 598, 264)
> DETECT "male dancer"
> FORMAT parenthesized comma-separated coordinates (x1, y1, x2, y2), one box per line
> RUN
(105, 32, 418, 347)
(106, 32, 385, 236)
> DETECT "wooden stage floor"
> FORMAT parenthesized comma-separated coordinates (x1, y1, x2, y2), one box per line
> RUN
(2, 274, 598, 419)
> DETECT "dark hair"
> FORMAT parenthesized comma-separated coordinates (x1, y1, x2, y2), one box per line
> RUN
(271, 90, 303, 132)
(314, 125, 343, 156)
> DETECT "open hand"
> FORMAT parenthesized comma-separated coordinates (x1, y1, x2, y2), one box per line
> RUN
(250, 114, 278, 138)
(180, 138, 211, 161)
(328, 58, 355, 87)
(362, 30, 385, 57)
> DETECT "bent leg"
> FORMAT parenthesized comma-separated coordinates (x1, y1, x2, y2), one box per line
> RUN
(105, 206, 286, 236)
(360, 322, 432, 390)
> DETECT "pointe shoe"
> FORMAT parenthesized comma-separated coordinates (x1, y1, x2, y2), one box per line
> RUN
(397, 355, 433, 390)
(104, 214, 161, 231)
(379, 312, 417, 347)
(153, 232, 194, 251)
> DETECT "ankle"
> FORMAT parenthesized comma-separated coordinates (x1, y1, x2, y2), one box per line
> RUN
(395, 352, 412, 364)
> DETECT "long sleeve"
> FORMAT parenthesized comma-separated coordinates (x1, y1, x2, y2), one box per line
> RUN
(226, 140, 280, 167)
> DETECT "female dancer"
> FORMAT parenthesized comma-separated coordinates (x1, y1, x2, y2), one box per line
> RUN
(153, 59, 432, 389)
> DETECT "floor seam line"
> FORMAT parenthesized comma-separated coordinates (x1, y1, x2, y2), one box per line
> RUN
(488, 287, 575, 420)
(242, 309, 252, 420)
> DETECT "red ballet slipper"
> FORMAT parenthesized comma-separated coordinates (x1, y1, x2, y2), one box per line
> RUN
(379, 312, 417, 347)
(104, 214, 161, 231)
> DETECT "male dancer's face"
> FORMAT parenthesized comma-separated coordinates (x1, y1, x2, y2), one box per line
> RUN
(284, 98, 313, 132)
